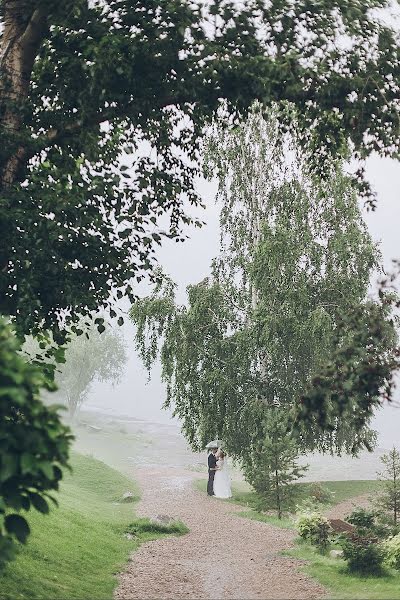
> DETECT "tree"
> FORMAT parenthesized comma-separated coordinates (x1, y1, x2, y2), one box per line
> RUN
(55, 323, 127, 417)
(24, 320, 127, 416)
(377, 447, 400, 526)
(24, 320, 128, 417)
(130, 105, 384, 459)
(0, 318, 72, 568)
(1, 0, 400, 338)
(246, 408, 308, 518)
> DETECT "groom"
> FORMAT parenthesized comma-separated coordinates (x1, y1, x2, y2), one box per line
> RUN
(207, 447, 218, 496)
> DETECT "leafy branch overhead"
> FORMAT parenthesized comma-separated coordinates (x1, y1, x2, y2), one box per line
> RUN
(1, 0, 400, 337)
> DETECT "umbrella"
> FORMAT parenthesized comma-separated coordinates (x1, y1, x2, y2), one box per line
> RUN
(205, 440, 223, 449)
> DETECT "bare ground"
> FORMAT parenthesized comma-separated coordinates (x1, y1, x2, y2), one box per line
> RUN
(115, 466, 326, 600)
(325, 493, 374, 521)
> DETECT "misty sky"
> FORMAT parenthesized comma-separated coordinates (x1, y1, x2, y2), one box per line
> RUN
(89, 154, 400, 447)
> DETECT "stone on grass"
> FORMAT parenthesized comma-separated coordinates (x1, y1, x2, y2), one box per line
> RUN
(329, 549, 343, 559)
(121, 491, 135, 503)
(151, 514, 175, 526)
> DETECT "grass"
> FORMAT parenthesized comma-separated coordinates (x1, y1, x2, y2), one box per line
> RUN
(231, 479, 382, 511)
(0, 453, 187, 600)
(237, 510, 294, 529)
(195, 478, 382, 514)
(287, 542, 400, 600)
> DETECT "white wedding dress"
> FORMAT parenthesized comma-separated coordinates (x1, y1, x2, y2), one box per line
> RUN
(213, 458, 232, 498)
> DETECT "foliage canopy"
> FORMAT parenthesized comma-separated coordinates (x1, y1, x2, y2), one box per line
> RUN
(130, 106, 389, 458)
(1, 0, 400, 337)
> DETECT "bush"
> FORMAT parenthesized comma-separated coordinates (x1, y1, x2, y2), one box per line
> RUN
(382, 533, 400, 570)
(296, 510, 332, 552)
(309, 483, 335, 505)
(341, 534, 385, 576)
(0, 319, 73, 569)
(347, 507, 397, 540)
(347, 508, 376, 530)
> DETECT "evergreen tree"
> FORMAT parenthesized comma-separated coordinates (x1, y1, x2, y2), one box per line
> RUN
(377, 447, 400, 526)
(246, 409, 308, 518)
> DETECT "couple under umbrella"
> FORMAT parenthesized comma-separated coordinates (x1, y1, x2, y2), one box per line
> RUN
(206, 441, 232, 498)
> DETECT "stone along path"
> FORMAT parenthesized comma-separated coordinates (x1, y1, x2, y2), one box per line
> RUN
(115, 466, 325, 600)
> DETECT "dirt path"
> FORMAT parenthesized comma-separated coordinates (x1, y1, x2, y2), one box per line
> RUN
(115, 466, 326, 600)
(325, 493, 373, 521)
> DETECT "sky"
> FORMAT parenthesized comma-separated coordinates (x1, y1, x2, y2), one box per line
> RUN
(88, 154, 400, 447)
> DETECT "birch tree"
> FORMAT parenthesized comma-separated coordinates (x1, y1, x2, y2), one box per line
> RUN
(130, 105, 387, 459)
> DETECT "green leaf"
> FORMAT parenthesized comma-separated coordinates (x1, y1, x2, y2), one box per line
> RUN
(5, 514, 30, 544)
(0, 454, 18, 483)
(20, 453, 35, 475)
(29, 492, 49, 514)
(38, 462, 54, 480)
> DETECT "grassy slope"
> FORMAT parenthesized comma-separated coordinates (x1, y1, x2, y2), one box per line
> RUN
(0, 453, 185, 600)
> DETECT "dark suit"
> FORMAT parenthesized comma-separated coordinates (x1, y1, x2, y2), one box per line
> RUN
(207, 452, 217, 496)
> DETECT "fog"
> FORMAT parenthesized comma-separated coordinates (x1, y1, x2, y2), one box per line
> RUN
(87, 157, 400, 448)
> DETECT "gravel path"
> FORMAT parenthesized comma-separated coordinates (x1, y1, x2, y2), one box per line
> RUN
(115, 466, 326, 600)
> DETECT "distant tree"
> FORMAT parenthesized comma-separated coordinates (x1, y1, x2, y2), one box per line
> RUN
(0, 318, 72, 568)
(1, 0, 400, 338)
(55, 323, 127, 417)
(246, 409, 308, 518)
(377, 447, 400, 526)
(24, 321, 127, 417)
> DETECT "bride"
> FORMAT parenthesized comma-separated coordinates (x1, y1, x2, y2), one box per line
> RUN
(213, 450, 232, 498)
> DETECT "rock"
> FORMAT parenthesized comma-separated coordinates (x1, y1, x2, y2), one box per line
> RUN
(124, 533, 134, 540)
(151, 514, 175, 526)
(121, 491, 135, 503)
(329, 549, 343, 559)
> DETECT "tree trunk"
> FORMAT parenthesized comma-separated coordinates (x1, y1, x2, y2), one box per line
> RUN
(275, 468, 281, 519)
(0, 1, 48, 188)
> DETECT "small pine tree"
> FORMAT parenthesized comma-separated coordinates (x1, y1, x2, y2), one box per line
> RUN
(377, 447, 400, 526)
(246, 409, 308, 518)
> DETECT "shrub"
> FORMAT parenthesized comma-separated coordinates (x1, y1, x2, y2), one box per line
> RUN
(347, 507, 397, 540)
(382, 533, 400, 570)
(347, 508, 376, 530)
(309, 483, 335, 505)
(296, 511, 332, 552)
(0, 319, 73, 569)
(341, 534, 385, 575)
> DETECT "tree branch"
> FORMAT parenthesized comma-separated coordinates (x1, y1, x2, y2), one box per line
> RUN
(19, 7, 48, 70)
